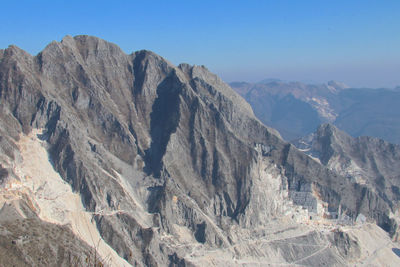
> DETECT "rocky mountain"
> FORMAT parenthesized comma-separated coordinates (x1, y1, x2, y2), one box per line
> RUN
(294, 124, 400, 231)
(230, 80, 400, 144)
(1, 35, 400, 266)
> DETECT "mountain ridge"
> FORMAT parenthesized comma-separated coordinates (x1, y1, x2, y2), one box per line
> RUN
(294, 123, 400, 234)
(231, 79, 400, 143)
(1, 35, 399, 266)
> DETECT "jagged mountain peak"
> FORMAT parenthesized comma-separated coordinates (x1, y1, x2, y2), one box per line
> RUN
(295, 123, 356, 163)
(317, 122, 337, 132)
(1, 36, 400, 266)
(4, 44, 30, 55)
(38, 35, 129, 69)
(0, 44, 34, 68)
(61, 34, 124, 54)
(34, 35, 255, 120)
(178, 63, 255, 118)
(134, 48, 169, 59)
(294, 123, 400, 235)
(315, 123, 343, 140)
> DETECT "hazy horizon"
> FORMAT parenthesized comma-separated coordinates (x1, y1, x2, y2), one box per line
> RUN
(1, 0, 399, 89)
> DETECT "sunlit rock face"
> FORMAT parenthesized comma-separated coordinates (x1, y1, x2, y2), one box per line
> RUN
(294, 123, 400, 236)
(1, 36, 400, 266)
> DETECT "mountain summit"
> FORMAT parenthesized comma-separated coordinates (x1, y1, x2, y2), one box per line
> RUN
(1, 36, 399, 266)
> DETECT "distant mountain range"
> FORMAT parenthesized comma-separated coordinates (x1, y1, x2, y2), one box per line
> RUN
(230, 80, 400, 144)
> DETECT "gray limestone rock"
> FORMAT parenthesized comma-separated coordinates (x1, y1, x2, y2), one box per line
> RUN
(0, 36, 399, 266)
(294, 123, 400, 235)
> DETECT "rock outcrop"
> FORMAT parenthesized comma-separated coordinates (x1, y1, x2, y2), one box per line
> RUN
(1, 36, 399, 266)
(294, 123, 400, 236)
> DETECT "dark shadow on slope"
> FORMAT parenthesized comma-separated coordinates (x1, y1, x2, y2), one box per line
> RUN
(194, 222, 207, 243)
(144, 73, 181, 178)
(0, 165, 8, 183)
(392, 248, 400, 258)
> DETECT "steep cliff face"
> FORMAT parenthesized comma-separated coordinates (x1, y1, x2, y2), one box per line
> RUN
(1, 36, 399, 266)
(294, 124, 400, 235)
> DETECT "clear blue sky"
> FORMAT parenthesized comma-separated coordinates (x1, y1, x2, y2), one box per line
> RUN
(1, 0, 399, 88)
